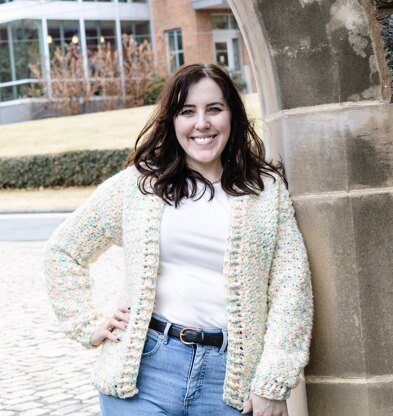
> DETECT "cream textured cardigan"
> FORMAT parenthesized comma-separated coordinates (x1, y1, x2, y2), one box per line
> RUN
(44, 165, 313, 411)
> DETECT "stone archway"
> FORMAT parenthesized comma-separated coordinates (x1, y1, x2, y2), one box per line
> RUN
(228, 1, 393, 415)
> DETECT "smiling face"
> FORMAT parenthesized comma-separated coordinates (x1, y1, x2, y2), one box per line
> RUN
(173, 77, 231, 182)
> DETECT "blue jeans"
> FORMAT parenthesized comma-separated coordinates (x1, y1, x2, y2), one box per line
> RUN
(99, 314, 251, 415)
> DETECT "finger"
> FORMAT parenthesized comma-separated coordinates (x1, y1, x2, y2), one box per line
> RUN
(108, 317, 128, 331)
(241, 400, 252, 414)
(118, 305, 131, 313)
(104, 318, 113, 332)
(91, 329, 116, 347)
(103, 330, 122, 343)
(113, 310, 130, 324)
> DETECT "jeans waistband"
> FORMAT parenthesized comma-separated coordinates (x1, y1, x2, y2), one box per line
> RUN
(150, 313, 228, 354)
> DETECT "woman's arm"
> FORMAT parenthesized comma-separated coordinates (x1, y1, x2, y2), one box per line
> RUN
(250, 178, 313, 400)
(43, 168, 130, 349)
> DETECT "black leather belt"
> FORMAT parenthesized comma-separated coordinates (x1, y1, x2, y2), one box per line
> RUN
(149, 317, 224, 348)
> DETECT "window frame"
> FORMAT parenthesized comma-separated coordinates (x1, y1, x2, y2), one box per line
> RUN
(166, 28, 184, 74)
(211, 13, 239, 31)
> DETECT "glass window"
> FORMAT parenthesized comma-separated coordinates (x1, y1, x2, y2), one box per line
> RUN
(11, 20, 43, 81)
(211, 15, 229, 30)
(0, 20, 43, 102)
(230, 15, 239, 30)
(168, 31, 175, 51)
(120, 21, 151, 45)
(47, 20, 80, 58)
(211, 14, 239, 30)
(135, 21, 150, 37)
(0, 24, 12, 84)
(121, 21, 133, 38)
(166, 29, 183, 73)
(214, 42, 228, 66)
(232, 38, 241, 71)
(85, 20, 116, 51)
(0, 85, 14, 102)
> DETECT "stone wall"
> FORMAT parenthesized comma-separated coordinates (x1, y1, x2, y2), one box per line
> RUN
(374, 0, 393, 98)
(228, 1, 393, 415)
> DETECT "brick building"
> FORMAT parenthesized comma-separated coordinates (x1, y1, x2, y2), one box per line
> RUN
(0, 0, 255, 124)
(150, 0, 255, 93)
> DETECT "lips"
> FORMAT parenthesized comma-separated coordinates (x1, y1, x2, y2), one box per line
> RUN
(190, 135, 216, 144)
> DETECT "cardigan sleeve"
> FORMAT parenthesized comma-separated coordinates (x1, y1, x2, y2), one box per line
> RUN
(250, 178, 313, 400)
(43, 168, 130, 349)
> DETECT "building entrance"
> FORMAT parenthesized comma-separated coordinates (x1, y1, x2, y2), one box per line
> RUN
(212, 30, 241, 75)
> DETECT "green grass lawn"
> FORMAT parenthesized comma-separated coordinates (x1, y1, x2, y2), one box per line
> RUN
(0, 94, 261, 158)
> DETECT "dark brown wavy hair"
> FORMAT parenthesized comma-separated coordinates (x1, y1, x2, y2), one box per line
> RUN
(127, 63, 286, 206)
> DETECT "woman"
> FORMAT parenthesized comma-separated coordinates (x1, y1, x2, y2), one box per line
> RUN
(44, 63, 313, 416)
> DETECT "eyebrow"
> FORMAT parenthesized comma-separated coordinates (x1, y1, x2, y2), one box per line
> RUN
(182, 102, 225, 107)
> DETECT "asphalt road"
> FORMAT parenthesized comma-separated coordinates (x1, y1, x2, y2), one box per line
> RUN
(0, 213, 69, 242)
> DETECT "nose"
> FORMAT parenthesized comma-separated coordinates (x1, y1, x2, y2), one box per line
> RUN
(195, 113, 211, 130)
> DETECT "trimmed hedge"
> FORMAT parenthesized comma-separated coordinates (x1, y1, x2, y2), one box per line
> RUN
(0, 148, 131, 189)
(143, 77, 166, 105)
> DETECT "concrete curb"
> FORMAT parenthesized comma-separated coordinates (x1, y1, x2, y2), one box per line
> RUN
(0, 209, 74, 215)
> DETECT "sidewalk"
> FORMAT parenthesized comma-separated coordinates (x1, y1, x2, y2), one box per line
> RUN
(0, 241, 125, 416)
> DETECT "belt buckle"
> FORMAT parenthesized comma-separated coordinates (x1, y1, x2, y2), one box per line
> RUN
(179, 327, 198, 345)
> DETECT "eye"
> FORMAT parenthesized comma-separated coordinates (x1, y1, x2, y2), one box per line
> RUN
(208, 107, 222, 114)
(179, 109, 194, 116)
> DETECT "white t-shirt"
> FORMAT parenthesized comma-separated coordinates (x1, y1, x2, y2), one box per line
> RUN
(154, 181, 232, 329)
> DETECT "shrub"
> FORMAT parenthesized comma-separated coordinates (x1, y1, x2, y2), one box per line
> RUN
(28, 35, 154, 116)
(0, 148, 131, 189)
(143, 76, 166, 105)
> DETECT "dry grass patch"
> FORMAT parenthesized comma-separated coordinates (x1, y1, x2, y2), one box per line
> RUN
(0, 105, 155, 158)
(0, 187, 96, 213)
(0, 94, 261, 158)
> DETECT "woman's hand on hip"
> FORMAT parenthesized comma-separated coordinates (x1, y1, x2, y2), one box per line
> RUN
(241, 392, 288, 416)
(90, 305, 130, 347)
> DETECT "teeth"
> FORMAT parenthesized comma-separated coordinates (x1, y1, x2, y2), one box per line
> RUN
(192, 137, 214, 144)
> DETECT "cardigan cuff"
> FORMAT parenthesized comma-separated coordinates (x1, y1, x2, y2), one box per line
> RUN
(250, 380, 291, 401)
(74, 312, 105, 349)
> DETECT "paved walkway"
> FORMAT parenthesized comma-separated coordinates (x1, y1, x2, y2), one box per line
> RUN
(0, 242, 125, 416)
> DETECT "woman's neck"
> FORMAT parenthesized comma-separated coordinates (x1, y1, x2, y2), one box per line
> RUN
(188, 163, 223, 183)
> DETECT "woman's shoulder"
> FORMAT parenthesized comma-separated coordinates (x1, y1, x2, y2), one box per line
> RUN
(99, 165, 139, 188)
(258, 171, 286, 195)
(248, 173, 290, 213)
